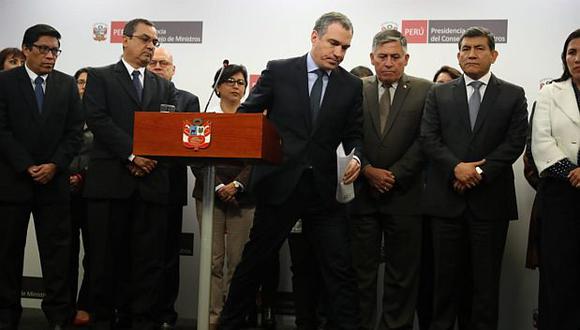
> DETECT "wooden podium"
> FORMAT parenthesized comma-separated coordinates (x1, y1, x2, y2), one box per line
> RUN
(134, 112, 282, 330)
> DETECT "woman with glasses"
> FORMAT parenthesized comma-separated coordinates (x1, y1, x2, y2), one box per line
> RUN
(0, 48, 25, 71)
(192, 64, 255, 329)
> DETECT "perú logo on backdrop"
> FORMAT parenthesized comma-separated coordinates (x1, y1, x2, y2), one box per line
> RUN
(92, 23, 108, 42)
(401, 20, 428, 43)
(396, 19, 508, 44)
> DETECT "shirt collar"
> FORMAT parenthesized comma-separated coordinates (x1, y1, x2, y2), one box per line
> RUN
(121, 57, 145, 77)
(464, 71, 492, 87)
(24, 63, 48, 83)
(378, 76, 399, 90)
(307, 52, 332, 76)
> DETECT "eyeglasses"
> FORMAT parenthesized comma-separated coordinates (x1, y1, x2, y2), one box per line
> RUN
(128, 34, 160, 47)
(224, 78, 246, 87)
(77, 79, 87, 86)
(149, 60, 172, 67)
(31, 44, 62, 56)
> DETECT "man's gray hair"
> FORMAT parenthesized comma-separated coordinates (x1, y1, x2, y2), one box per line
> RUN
(313, 12, 353, 36)
(372, 29, 407, 53)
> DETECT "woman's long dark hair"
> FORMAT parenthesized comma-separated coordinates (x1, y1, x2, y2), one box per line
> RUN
(554, 28, 580, 82)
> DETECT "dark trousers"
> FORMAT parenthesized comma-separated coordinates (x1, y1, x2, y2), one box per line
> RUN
(538, 178, 580, 330)
(0, 201, 73, 328)
(70, 193, 90, 311)
(417, 217, 433, 330)
(288, 232, 323, 330)
(219, 171, 359, 330)
(430, 212, 508, 330)
(87, 194, 167, 329)
(350, 213, 422, 330)
(157, 204, 184, 325)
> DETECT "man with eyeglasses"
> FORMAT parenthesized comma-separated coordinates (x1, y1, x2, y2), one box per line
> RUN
(147, 47, 199, 329)
(83, 18, 177, 330)
(0, 24, 83, 330)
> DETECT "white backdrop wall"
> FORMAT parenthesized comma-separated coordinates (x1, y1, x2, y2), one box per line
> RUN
(1, 0, 578, 329)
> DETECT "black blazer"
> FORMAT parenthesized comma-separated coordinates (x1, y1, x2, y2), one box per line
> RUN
(420, 74, 528, 220)
(238, 54, 363, 205)
(351, 74, 432, 216)
(83, 60, 177, 203)
(0, 66, 83, 203)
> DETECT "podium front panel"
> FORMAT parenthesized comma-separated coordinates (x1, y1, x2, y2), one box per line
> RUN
(133, 112, 282, 164)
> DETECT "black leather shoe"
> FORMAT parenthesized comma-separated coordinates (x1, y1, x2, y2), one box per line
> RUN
(159, 322, 175, 329)
(112, 314, 132, 329)
(0, 322, 16, 330)
(260, 307, 276, 330)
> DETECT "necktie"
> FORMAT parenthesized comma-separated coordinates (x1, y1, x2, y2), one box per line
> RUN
(34, 76, 44, 113)
(310, 69, 325, 124)
(468, 81, 483, 129)
(131, 70, 143, 101)
(379, 83, 392, 133)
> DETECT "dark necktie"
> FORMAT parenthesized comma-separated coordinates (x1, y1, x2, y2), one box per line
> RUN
(132, 70, 143, 101)
(310, 69, 325, 124)
(379, 83, 392, 133)
(34, 76, 44, 113)
(468, 81, 483, 129)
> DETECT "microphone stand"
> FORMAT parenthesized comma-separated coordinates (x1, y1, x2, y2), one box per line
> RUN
(203, 59, 229, 112)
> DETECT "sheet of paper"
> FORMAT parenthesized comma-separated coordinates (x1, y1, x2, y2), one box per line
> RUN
(336, 143, 355, 203)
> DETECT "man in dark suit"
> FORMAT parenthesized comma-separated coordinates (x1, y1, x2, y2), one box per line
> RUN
(0, 24, 83, 330)
(420, 27, 528, 330)
(83, 18, 177, 330)
(218, 12, 362, 330)
(147, 46, 199, 329)
(350, 29, 432, 330)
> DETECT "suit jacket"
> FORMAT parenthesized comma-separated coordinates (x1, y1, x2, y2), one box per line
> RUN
(0, 66, 83, 203)
(351, 74, 432, 216)
(83, 60, 177, 203)
(168, 88, 199, 206)
(191, 161, 254, 208)
(176, 88, 200, 113)
(238, 54, 363, 205)
(531, 79, 580, 173)
(420, 74, 528, 220)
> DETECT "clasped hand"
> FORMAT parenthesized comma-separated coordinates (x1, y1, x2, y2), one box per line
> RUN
(28, 163, 57, 184)
(453, 159, 486, 193)
(363, 165, 395, 193)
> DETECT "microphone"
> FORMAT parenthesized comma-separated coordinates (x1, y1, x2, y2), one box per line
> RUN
(203, 59, 229, 112)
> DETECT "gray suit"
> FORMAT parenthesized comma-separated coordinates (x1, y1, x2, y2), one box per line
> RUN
(351, 74, 432, 330)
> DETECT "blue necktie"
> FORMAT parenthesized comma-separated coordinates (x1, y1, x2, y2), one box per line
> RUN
(468, 81, 483, 129)
(310, 69, 325, 124)
(131, 70, 143, 101)
(34, 76, 44, 113)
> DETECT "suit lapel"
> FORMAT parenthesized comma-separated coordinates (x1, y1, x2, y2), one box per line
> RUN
(382, 74, 410, 138)
(142, 70, 156, 109)
(17, 67, 41, 121)
(113, 61, 141, 106)
(472, 74, 500, 134)
(453, 76, 472, 135)
(363, 76, 382, 138)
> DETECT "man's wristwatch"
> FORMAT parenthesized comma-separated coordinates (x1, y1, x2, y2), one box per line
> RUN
(233, 181, 241, 191)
